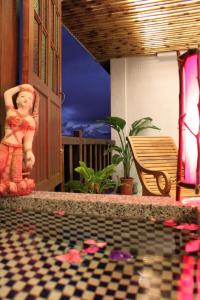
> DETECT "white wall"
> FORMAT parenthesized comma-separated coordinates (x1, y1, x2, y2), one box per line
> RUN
(111, 54, 179, 191)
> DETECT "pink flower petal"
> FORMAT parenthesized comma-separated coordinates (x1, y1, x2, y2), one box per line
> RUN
(176, 224, 199, 231)
(52, 210, 65, 216)
(83, 247, 99, 254)
(56, 249, 82, 263)
(84, 239, 107, 247)
(163, 219, 177, 227)
(185, 239, 200, 253)
(177, 256, 195, 300)
(56, 253, 69, 261)
(84, 239, 96, 245)
(28, 224, 37, 234)
(197, 258, 200, 295)
(149, 216, 157, 222)
(16, 207, 22, 212)
(182, 198, 200, 206)
(96, 242, 107, 248)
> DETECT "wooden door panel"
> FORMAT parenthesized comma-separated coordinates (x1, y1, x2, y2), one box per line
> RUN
(49, 100, 61, 176)
(30, 93, 48, 183)
(22, 0, 62, 190)
(37, 94, 48, 182)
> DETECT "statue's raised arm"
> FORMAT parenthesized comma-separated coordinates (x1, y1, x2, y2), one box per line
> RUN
(0, 84, 39, 196)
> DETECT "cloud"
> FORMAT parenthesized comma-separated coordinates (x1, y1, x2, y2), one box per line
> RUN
(62, 106, 77, 119)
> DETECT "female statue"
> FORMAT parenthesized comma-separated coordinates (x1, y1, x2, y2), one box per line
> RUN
(0, 84, 39, 196)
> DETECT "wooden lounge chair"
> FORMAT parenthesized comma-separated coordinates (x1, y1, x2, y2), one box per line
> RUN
(127, 136, 197, 198)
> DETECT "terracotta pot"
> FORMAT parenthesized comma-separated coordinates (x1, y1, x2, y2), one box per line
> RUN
(120, 177, 134, 195)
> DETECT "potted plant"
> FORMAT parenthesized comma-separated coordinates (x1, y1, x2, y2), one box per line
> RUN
(65, 161, 119, 194)
(99, 116, 160, 195)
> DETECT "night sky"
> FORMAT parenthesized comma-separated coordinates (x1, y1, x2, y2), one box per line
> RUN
(62, 26, 111, 138)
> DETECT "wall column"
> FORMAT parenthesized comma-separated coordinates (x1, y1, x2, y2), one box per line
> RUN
(110, 57, 128, 177)
(111, 57, 127, 128)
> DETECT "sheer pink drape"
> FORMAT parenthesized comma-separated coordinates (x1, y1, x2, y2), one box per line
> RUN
(182, 54, 199, 184)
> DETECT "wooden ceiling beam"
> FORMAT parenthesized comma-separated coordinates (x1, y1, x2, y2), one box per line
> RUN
(63, 11, 200, 26)
(62, 0, 200, 13)
(65, 28, 199, 42)
(62, 2, 200, 18)
(62, 0, 200, 60)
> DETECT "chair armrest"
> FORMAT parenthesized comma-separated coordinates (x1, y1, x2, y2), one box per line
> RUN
(136, 162, 172, 196)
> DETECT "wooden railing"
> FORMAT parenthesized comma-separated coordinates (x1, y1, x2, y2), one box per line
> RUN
(62, 132, 115, 183)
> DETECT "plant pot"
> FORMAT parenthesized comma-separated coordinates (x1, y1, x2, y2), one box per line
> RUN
(120, 177, 134, 195)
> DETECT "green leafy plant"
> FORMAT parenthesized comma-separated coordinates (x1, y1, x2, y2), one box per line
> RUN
(65, 161, 119, 194)
(98, 116, 160, 178)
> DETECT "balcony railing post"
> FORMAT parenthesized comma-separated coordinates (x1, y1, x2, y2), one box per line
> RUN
(62, 134, 115, 184)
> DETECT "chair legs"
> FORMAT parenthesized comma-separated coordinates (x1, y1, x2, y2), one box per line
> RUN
(176, 185, 181, 201)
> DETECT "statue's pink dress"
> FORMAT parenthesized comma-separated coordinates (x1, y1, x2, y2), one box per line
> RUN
(0, 107, 35, 196)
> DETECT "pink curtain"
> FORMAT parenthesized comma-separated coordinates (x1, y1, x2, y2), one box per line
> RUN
(182, 54, 199, 184)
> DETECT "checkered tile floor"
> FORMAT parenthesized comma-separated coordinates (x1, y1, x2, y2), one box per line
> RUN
(0, 209, 200, 299)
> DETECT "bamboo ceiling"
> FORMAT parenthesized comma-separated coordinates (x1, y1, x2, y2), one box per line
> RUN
(62, 0, 200, 61)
